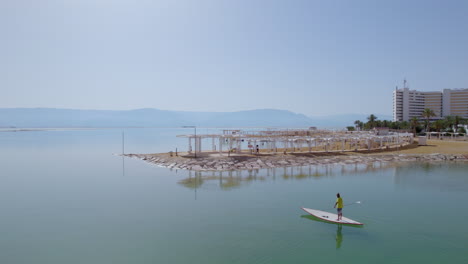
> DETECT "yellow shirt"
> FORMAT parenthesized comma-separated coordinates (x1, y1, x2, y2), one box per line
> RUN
(336, 197, 343, 209)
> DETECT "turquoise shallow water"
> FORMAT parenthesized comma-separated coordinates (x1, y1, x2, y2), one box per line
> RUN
(1, 128, 467, 264)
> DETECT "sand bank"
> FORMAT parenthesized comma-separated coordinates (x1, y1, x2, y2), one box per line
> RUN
(125, 140, 468, 171)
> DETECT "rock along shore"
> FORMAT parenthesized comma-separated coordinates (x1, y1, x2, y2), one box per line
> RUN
(124, 153, 468, 172)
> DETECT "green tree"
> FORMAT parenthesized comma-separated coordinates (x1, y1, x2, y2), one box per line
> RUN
(367, 114, 378, 129)
(444, 116, 455, 131)
(410, 117, 419, 136)
(454, 115, 463, 132)
(354, 120, 363, 130)
(432, 119, 445, 134)
(389, 121, 400, 130)
(421, 108, 436, 133)
(382, 120, 390, 128)
(400, 121, 410, 130)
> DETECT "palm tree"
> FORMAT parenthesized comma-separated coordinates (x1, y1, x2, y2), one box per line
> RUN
(410, 117, 419, 136)
(382, 120, 390, 128)
(354, 120, 363, 131)
(390, 121, 401, 130)
(444, 116, 455, 131)
(401, 121, 410, 130)
(461, 117, 468, 125)
(421, 108, 435, 134)
(454, 115, 462, 132)
(433, 120, 446, 139)
(375, 120, 383, 128)
(367, 114, 378, 129)
(460, 117, 468, 134)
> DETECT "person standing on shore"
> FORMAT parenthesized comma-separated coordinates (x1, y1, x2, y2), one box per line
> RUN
(334, 193, 343, 221)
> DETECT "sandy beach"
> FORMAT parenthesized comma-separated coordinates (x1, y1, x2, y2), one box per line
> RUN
(376, 139, 468, 155)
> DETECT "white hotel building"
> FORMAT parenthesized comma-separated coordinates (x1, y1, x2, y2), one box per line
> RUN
(393, 87, 468, 122)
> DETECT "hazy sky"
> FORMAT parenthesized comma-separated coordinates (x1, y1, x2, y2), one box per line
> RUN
(2, 0, 468, 116)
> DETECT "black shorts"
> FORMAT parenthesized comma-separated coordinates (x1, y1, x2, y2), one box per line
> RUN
(337, 208, 342, 213)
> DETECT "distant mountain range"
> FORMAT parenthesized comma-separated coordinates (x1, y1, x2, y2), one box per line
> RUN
(0, 108, 392, 128)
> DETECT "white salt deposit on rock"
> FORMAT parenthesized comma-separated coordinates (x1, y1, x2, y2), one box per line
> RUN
(124, 152, 468, 172)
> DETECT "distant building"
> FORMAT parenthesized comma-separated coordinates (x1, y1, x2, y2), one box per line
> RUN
(442, 88, 468, 119)
(393, 83, 468, 121)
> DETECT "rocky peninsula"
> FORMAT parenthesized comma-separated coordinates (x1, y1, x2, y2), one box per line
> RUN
(125, 147, 468, 171)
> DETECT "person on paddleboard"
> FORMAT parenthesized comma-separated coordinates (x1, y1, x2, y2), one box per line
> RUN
(334, 193, 343, 221)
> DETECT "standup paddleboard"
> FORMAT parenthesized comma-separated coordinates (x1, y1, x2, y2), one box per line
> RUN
(301, 207, 363, 226)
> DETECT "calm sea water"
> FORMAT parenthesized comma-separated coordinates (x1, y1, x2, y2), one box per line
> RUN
(1, 128, 467, 264)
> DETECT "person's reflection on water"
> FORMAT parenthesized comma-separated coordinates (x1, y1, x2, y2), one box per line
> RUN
(336, 225, 343, 249)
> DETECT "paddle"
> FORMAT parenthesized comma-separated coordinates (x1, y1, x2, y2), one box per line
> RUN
(343, 201, 362, 207)
(313, 201, 362, 211)
(307, 201, 362, 212)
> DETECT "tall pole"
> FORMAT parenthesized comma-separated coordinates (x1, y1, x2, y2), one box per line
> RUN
(194, 126, 197, 158)
(397, 132, 400, 152)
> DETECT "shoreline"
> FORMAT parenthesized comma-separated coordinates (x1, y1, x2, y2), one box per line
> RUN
(125, 140, 468, 171)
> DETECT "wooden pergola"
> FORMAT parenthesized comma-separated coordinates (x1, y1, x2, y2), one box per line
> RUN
(177, 128, 414, 156)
